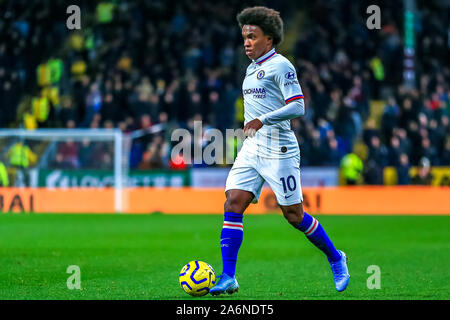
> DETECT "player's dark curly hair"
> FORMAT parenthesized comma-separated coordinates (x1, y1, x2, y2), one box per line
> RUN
(237, 6, 284, 46)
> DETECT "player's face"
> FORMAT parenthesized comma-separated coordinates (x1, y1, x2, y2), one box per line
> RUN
(242, 25, 273, 60)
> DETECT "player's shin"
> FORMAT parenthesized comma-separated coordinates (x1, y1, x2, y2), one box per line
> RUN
(220, 212, 244, 277)
(297, 212, 341, 262)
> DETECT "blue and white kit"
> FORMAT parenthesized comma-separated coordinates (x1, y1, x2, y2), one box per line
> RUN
(225, 48, 306, 206)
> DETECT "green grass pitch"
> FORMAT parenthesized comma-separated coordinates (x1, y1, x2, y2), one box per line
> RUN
(0, 213, 449, 300)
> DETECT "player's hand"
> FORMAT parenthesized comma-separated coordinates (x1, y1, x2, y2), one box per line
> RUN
(243, 119, 263, 138)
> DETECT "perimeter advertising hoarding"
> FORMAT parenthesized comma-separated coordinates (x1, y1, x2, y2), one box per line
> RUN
(1, 187, 448, 215)
(28, 167, 337, 188)
(191, 167, 339, 187)
(32, 169, 190, 188)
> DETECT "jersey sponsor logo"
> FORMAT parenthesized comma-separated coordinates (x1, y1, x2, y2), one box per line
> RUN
(243, 87, 266, 99)
(284, 80, 299, 87)
(285, 72, 296, 80)
(257, 70, 265, 79)
(243, 88, 266, 95)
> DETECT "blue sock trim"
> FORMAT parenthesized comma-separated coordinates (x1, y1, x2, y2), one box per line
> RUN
(221, 212, 243, 277)
(224, 212, 243, 223)
(297, 212, 313, 232)
(297, 212, 341, 262)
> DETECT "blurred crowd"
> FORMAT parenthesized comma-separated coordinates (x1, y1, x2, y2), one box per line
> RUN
(0, 0, 448, 185)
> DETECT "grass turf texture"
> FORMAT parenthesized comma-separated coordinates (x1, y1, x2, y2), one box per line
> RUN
(0, 213, 449, 300)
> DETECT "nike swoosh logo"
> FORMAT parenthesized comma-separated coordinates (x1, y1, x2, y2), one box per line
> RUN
(285, 194, 293, 199)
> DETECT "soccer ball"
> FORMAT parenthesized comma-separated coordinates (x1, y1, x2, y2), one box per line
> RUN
(179, 260, 216, 296)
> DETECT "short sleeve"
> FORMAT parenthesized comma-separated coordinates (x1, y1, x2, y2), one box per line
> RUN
(274, 60, 304, 104)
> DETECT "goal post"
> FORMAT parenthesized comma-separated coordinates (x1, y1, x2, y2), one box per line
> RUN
(0, 128, 129, 213)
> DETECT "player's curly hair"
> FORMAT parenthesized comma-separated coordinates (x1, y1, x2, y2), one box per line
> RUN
(237, 6, 284, 46)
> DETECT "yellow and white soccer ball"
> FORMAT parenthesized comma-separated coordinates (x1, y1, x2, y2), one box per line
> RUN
(179, 260, 216, 296)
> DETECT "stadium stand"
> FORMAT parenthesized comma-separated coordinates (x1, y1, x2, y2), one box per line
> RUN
(0, 0, 448, 185)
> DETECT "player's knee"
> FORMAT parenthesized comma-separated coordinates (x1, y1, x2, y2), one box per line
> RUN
(224, 190, 253, 213)
(224, 196, 244, 214)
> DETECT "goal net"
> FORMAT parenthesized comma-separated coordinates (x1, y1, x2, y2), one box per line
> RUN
(0, 129, 129, 213)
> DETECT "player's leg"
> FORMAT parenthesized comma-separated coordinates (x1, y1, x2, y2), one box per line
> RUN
(224, 189, 254, 214)
(261, 155, 350, 291)
(279, 202, 341, 262)
(211, 152, 264, 295)
(279, 203, 350, 292)
(220, 189, 254, 278)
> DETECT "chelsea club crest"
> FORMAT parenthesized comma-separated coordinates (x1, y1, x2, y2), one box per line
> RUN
(257, 70, 265, 79)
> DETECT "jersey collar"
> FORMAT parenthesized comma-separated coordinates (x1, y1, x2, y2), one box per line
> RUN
(253, 48, 276, 65)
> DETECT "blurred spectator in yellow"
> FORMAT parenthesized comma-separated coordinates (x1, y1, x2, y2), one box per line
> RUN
(117, 53, 132, 72)
(23, 112, 38, 130)
(36, 61, 51, 87)
(48, 57, 63, 84)
(71, 59, 87, 80)
(340, 153, 363, 185)
(7, 142, 37, 169)
(97, 2, 115, 24)
(41, 86, 60, 107)
(0, 161, 9, 187)
(70, 33, 84, 51)
(32, 91, 50, 127)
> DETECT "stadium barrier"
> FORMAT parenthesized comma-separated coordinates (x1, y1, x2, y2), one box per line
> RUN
(0, 186, 449, 215)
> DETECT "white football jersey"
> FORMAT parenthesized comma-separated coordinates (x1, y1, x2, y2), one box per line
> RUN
(241, 48, 304, 158)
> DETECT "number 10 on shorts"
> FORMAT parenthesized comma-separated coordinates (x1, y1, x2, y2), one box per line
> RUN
(280, 175, 297, 193)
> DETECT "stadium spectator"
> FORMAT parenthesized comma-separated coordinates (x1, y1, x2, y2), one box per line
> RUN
(340, 153, 363, 185)
(7, 142, 37, 169)
(387, 136, 402, 167)
(363, 159, 384, 185)
(381, 97, 400, 141)
(367, 136, 389, 168)
(57, 140, 79, 169)
(396, 153, 411, 185)
(411, 157, 433, 185)
(59, 97, 78, 128)
(0, 161, 9, 187)
(78, 139, 95, 168)
(420, 138, 439, 166)
(7, 142, 38, 186)
(441, 138, 450, 166)
(138, 136, 166, 169)
(395, 128, 412, 157)
(101, 92, 120, 124)
(83, 83, 102, 127)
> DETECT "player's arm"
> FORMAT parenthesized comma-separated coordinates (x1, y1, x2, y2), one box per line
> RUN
(244, 62, 305, 135)
(257, 98, 305, 125)
(258, 61, 305, 125)
(244, 97, 304, 136)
